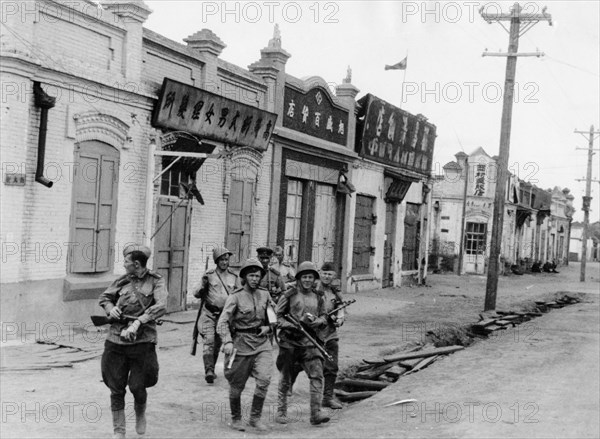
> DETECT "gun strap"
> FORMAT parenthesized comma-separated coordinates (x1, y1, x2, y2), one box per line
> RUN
(215, 270, 231, 295)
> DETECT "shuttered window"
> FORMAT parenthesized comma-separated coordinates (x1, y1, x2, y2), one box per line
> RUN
(352, 195, 375, 274)
(70, 141, 119, 273)
(226, 179, 254, 266)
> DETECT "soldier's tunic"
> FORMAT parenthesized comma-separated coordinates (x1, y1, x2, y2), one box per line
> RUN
(259, 266, 286, 303)
(98, 269, 167, 411)
(275, 285, 328, 414)
(192, 268, 240, 375)
(216, 286, 273, 398)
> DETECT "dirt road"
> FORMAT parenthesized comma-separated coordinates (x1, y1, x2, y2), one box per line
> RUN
(1, 262, 598, 438)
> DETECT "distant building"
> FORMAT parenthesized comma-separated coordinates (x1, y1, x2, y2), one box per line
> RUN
(429, 148, 574, 274)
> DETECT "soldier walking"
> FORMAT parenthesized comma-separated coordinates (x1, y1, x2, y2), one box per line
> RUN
(257, 246, 286, 303)
(192, 246, 240, 383)
(217, 258, 274, 431)
(275, 261, 330, 426)
(98, 244, 167, 439)
(317, 262, 345, 409)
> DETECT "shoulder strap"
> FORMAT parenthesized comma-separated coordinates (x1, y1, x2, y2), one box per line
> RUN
(214, 270, 231, 295)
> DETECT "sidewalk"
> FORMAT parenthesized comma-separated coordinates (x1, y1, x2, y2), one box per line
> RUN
(1, 262, 598, 438)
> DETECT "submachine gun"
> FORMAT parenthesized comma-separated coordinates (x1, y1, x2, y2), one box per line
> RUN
(283, 314, 333, 362)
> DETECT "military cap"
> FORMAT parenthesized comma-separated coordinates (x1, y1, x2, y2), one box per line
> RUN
(321, 262, 336, 272)
(123, 244, 151, 258)
(256, 247, 273, 257)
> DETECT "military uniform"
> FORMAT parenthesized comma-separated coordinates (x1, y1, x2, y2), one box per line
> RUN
(271, 260, 296, 288)
(217, 260, 273, 431)
(98, 247, 167, 438)
(275, 280, 330, 425)
(192, 267, 240, 380)
(316, 280, 344, 409)
(259, 266, 286, 303)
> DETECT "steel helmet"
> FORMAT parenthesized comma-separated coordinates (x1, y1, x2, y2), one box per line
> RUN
(213, 246, 233, 262)
(295, 261, 320, 280)
(239, 258, 266, 278)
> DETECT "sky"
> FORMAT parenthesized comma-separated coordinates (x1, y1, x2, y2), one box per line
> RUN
(144, 1, 600, 222)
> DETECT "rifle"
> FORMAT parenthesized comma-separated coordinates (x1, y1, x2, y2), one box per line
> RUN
(283, 314, 333, 362)
(90, 314, 163, 327)
(191, 256, 210, 356)
(327, 299, 356, 319)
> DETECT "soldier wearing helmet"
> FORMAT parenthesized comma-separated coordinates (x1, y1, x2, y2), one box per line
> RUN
(217, 258, 275, 432)
(256, 247, 286, 303)
(274, 261, 331, 426)
(192, 245, 241, 384)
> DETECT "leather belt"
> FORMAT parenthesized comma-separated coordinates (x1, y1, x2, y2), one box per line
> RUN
(235, 327, 262, 334)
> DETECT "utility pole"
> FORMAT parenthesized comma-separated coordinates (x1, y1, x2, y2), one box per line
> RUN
(480, 3, 552, 311)
(575, 125, 600, 282)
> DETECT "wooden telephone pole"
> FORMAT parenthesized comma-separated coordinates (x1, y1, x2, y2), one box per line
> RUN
(575, 125, 600, 282)
(480, 3, 552, 311)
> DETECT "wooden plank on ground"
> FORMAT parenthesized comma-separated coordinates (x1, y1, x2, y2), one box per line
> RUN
(403, 355, 440, 375)
(335, 389, 378, 402)
(355, 362, 397, 380)
(383, 345, 464, 363)
(339, 378, 390, 390)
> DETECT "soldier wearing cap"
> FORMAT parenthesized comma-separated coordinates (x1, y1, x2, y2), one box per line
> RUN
(316, 262, 345, 410)
(256, 246, 286, 303)
(275, 261, 330, 426)
(217, 258, 275, 432)
(192, 245, 241, 383)
(98, 244, 167, 439)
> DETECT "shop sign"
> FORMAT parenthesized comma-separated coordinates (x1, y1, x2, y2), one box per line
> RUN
(283, 85, 348, 146)
(357, 94, 436, 177)
(152, 78, 277, 151)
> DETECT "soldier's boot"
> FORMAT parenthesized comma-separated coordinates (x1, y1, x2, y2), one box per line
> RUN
(248, 395, 268, 431)
(322, 376, 343, 409)
(134, 402, 146, 435)
(203, 353, 216, 383)
(275, 385, 291, 424)
(229, 397, 245, 431)
(309, 391, 330, 426)
(111, 409, 126, 439)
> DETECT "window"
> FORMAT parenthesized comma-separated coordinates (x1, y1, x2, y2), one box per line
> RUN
(441, 216, 450, 220)
(70, 141, 119, 273)
(160, 157, 194, 197)
(284, 179, 303, 265)
(441, 229, 449, 233)
(465, 222, 487, 255)
(226, 179, 254, 266)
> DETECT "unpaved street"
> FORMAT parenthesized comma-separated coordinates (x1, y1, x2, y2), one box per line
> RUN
(1, 263, 599, 438)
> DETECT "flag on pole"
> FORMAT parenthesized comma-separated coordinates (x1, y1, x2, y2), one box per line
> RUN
(385, 57, 407, 71)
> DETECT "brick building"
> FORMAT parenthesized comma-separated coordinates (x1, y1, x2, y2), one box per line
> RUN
(0, 0, 275, 326)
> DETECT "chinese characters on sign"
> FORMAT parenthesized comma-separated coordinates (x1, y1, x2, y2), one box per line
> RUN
(4, 173, 26, 186)
(152, 79, 278, 151)
(356, 94, 436, 177)
(474, 164, 486, 196)
(283, 86, 349, 146)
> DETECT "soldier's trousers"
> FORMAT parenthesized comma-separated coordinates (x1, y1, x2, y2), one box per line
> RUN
(224, 350, 272, 399)
(198, 311, 222, 374)
(101, 341, 159, 411)
(276, 346, 324, 415)
(323, 339, 339, 379)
